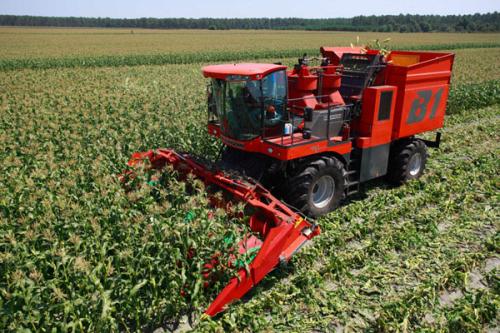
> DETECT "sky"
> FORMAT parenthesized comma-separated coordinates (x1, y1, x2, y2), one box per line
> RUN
(0, 0, 499, 19)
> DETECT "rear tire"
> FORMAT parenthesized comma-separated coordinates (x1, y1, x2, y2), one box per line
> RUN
(387, 139, 428, 185)
(283, 156, 346, 218)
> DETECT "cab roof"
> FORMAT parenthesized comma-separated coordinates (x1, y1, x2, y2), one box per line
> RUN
(202, 63, 287, 80)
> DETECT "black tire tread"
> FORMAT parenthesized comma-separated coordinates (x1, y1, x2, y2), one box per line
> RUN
(283, 156, 347, 217)
(387, 139, 428, 185)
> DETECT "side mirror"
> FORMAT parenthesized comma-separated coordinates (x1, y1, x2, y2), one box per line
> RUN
(304, 107, 313, 122)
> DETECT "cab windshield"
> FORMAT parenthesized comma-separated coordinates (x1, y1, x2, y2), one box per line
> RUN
(210, 70, 287, 141)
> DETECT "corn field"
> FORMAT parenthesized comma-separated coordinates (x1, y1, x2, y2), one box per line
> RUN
(0, 28, 499, 332)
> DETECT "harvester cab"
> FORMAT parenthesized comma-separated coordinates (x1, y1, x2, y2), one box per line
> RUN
(204, 63, 288, 141)
(124, 46, 454, 316)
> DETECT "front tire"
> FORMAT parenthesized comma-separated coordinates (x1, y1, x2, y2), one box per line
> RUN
(387, 139, 428, 185)
(283, 156, 346, 218)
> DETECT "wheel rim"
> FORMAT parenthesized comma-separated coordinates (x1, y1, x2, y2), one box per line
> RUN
(408, 153, 422, 176)
(312, 175, 335, 209)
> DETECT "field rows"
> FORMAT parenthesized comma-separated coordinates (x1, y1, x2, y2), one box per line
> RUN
(0, 30, 499, 332)
(440, 47, 500, 83)
(0, 47, 498, 110)
(1, 28, 499, 60)
(1, 42, 500, 71)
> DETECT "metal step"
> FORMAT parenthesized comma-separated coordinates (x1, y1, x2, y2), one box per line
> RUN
(346, 170, 357, 176)
(347, 189, 359, 196)
(347, 180, 359, 187)
(346, 150, 361, 197)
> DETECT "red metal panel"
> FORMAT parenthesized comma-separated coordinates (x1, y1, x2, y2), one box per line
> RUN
(384, 51, 454, 140)
(208, 124, 352, 161)
(217, 132, 352, 161)
(320, 46, 363, 65)
(355, 86, 397, 148)
(357, 87, 378, 137)
(393, 84, 449, 138)
(202, 63, 287, 80)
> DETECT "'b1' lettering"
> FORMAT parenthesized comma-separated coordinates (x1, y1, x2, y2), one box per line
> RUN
(406, 88, 444, 124)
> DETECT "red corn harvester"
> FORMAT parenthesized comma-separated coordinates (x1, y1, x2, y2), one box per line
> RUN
(124, 47, 454, 316)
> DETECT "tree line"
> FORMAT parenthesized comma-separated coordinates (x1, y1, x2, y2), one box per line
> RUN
(0, 13, 498, 32)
